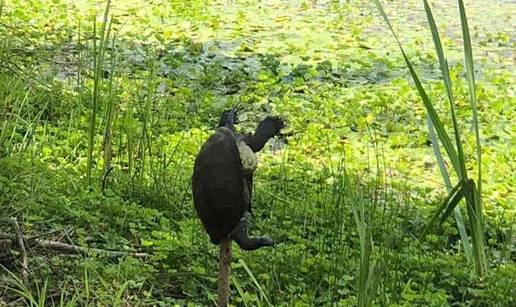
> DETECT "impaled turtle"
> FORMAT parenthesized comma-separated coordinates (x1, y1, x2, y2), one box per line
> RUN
(192, 108, 284, 250)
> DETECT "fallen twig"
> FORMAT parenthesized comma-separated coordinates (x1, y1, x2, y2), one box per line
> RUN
(0, 231, 151, 259)
(0, 238, 13, 262)
(10, 218, 28, 283)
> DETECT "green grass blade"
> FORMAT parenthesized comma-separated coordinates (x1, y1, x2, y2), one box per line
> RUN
(372, 0, 460, 174)
(358, 229, 372, 307)
(2, 267, 38, 306)
(365, 258, 385, 307)
(239, 259, 271, 305)
(422, 0, 472, 259)
(102, 24, 119, 182)
(500, 216, 514, 262)
(457, 0, 483, 225)
(374, 1, 484, 272)
(463, 179, 487, 276)
(87, 0, 112, 185)
(86, 15, 97, 184)
(231, 275, 250, 307)
(37, 279, 49, 307)
(458, 0, 486, 278)
(439, 182, 465, 225)
(422, 0, 453, 103)
(112, 281, 130, 306)
(426, 116, 472, 259)
(200, 285, 217, 306)
(421, 179, 464, 238)
(422, 0, 468, 180)
(402, 53, 460, 174)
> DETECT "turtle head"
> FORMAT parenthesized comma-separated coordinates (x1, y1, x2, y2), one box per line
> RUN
(217, 107, 238, 130)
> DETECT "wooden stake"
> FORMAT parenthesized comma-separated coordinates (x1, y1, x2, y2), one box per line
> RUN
(217, 237, 232, 307)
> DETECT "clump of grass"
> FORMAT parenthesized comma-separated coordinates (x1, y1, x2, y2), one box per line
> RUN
(86, 0, 113, 185)
(373, 0, 487, 278)
(329, 136, 394, 307)
(349, 183, 384, 307)
(2, 267, 48, 307)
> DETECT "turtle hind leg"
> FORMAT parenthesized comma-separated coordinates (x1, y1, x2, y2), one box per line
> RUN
(230, 212, 276, 251)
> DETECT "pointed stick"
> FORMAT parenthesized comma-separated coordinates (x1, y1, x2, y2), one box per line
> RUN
(217, 237, 232, 307)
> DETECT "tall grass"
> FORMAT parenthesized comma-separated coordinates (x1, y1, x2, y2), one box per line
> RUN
(350, 188, 383, 307)
(373, 0, 487, 277)
(135, 56, 157, 182)
(1, 265, 130, 306)
(426, 115, 472, 260)
(327, 135, 395, 307)
(86, 0, 113, 185)
(101, 30, 121, 187)
(2, 267, 48, 307)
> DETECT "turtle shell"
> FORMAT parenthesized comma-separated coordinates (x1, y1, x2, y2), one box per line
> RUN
(192, 127, 249, 244)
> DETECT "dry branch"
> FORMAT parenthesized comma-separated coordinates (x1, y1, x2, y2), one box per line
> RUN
(0, 231, 150, 259)
(10, 218, 28, 283)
